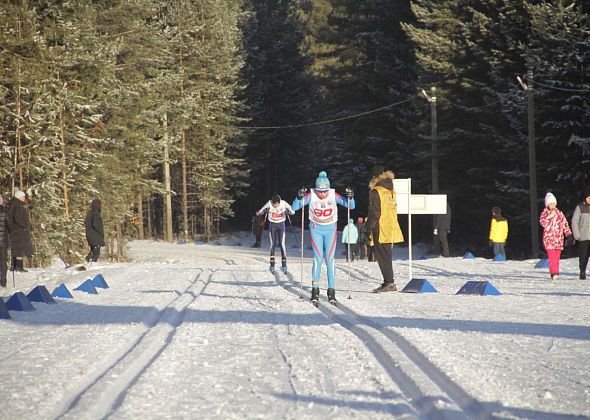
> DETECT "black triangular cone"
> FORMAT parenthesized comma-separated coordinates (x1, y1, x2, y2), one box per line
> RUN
(6, 292, 36, 311)
(27, 285, 56, 304)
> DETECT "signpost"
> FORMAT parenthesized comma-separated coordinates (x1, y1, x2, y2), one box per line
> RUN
(393, 178, 447, 282)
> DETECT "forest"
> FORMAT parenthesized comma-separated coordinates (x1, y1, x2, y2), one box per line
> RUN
(0, 0, 588, 265)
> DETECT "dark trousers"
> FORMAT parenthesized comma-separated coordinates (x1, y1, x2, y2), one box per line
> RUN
(437, 230, 449, 257)
(345, 243, 357, 261)
(374, 242, 394, 284)
(0, 247, 7, 287)
(358, 242, 367, 259)
(578, 240, 590, 275)
(86, 246, 101, 263)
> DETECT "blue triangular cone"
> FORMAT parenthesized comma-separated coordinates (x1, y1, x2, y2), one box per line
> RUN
(27, 285, 56, 304)
(401, 279, 438, 293)
(0, 298, 11, 319)
(6, 292, 36, 311)
(463, 252, 475, 259)
(535, 259, 549, 269)
(91, 274, 109, 289)
(493, 254, 506, 262)
(456, 281, 502, 296)
(52, 283, 73, 298)
(74, 279, 98, 294)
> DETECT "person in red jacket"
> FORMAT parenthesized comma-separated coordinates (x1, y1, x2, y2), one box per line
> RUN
(539, 192, 572, 280)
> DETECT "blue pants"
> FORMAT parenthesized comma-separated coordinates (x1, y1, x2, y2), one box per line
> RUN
(493, 242, 506, 258)
(309, 223, 338, 289)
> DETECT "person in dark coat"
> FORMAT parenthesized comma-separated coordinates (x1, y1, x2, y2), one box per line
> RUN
(251, 213, 265, 248)
(355, 216, 366, 259)
(0, 195, 9, 286)
(85, 198, 105, 262)
(433, 203, 452, 257)
(6, 190, 34, 272)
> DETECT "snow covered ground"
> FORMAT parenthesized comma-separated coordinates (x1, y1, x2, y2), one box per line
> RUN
(1, 230, 589, 419)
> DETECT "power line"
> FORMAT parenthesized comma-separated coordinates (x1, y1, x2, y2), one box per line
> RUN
(235, 96, 418, 130)
(527, 78, 590, 93)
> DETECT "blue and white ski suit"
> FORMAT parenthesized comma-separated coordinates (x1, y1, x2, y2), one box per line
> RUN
(292, 189, 355, 289)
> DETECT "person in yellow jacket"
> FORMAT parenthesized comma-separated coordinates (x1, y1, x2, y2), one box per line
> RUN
(489, 206, 508, 259)
(365, 165, 404, 293)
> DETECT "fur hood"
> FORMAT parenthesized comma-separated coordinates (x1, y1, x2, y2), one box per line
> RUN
(369, 170, 395, 190)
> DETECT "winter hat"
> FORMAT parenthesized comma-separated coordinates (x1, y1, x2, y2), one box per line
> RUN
(14, 190, 25, 199)
(545, 192, 557, 207)
(349, 218, 354, 223)
(271, 195, 281, 204)
(370, 165, 385, 178)
(582, 187, 590, 200)
(315, 171, 330, 190)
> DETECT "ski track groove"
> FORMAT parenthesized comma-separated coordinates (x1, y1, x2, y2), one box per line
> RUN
(336, 264, 494, 418)
(269, 265, 493, 420)
(53, 268, 212, 420)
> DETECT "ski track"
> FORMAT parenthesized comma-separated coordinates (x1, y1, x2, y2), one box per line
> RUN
(269, 267, 491, 420)
(52, 268, 211, 420)
(4, 240, 588, 419)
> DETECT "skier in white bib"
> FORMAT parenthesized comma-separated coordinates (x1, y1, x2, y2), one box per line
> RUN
(257, 195, 295, 273)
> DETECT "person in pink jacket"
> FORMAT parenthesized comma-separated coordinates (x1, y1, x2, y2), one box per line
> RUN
(539, 192, 572, 280)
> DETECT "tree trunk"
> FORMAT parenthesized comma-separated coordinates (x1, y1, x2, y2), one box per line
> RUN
(163, 112, 173, 242)
(60, 107, 70, 218)
(137, 185, 144, 240)
(146, 193, 153, 239)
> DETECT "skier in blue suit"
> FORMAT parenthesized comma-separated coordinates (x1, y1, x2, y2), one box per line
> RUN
(292, 171, 355, 305)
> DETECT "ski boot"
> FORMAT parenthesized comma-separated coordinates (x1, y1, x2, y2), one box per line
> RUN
(269, 257, 276, 273)
(310, 287, 320, 307)
(327, 288, 337, 306)
(281, 258, 288, 274)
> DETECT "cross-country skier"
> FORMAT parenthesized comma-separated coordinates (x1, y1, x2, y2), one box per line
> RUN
(291, 171, 355, 305)
(257, 195, 295, 273)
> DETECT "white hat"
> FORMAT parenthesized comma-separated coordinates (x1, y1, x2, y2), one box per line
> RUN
(545, 192, 557, 207)
(14, 190, 25, 199)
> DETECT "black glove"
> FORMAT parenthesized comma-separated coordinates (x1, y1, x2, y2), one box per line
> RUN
(297, 186, 308, 198)
(345, 187, 354, 198)
(565, 235, 575, 247)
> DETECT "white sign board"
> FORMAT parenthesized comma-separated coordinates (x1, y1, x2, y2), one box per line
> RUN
(392, 179, 448, 282)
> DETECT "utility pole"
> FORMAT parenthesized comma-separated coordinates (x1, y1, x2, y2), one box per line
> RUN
(517, 70, 539, 258)
(422, 87, 438, 193)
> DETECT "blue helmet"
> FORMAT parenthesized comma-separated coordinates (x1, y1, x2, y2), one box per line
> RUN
(315, 171, 330, 190)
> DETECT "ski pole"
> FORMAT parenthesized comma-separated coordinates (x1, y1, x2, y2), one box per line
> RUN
(300, 199, 305, 299)
(346, 197, 351, 299)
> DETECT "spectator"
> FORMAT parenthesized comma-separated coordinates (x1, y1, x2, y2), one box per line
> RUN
(342, 218, 358, 262)
(251, 213, 265, 248)
(0, 195, 8, 286)
(85, 198, 105, 263)
(365, 165, 404, 293)
(6, 190, 33, 272)
(433, 203, 451, 257)
(355, 217, 366, 259)
(539, 192, 572, 280)
(489, 206, 508, 259)
(571, 188, 590, 280)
